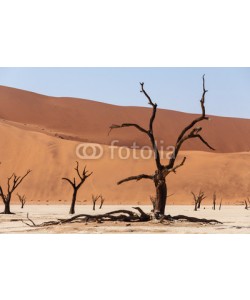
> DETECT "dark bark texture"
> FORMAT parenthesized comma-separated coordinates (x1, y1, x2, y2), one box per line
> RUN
(110, 76, 214, 218)
(0, 170, 31, 214)
(62, 162, 92, 214)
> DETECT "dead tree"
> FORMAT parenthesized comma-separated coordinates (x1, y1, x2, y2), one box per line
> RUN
(219, 198, 222, 210)
(0, 170, 31, 214)
(92, 194, 101, 211)
(99, 195, 105, 209)
(17, 193, 26, 209)
(62, 162, 92, 214)
(191, 190, 206, 211)
(197, 191, 206, 209)
(22, 207, 223, 228)
(212, 192, 216, 210)
(244, 200, 248, 210)
(109, 76, 214, 218)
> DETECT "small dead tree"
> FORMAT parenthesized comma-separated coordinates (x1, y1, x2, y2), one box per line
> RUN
(17, 193, 26, 209)
(0, 170, 31, 214)
(197, 191, 206, 209)
(219, 198, 222, 210)
(191, 190, 206, 211)
(244, 200, 248, 210)
(92, 195, 101, 211)
(99, 195, 105, 209)
(109, 76, 214, 218)
(62, 162, 92, 214)
(212, 192, 216, 210)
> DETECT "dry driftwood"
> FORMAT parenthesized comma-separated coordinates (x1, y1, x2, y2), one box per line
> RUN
(21, 207, 222, 228)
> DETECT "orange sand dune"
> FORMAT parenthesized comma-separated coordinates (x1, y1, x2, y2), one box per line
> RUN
(1, 85, 250, 153)
(0, 120, 249, 206)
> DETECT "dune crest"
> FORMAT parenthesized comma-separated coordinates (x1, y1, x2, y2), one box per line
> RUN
(1, 85, 250, 153)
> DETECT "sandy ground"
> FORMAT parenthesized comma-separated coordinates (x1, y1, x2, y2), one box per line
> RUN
(0, 205, 249, 234)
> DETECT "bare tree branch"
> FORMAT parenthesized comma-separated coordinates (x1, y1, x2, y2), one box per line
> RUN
(164, 157, 186, 176)
(92, 194, 101, 210)
(62, 177, 75, 187)
(17, 193, 26, 208)
(109, 123, 148, 135)
(176, 75, 209, 144)
(117, 174, 154, 185)
(109, 82, 162, 171)
(0, 169, 31, 214)
(99, 195, 105, 209)
(166, 76, 214, 170)
(140, 82, 157, 133)
(62, 162, 92, 214)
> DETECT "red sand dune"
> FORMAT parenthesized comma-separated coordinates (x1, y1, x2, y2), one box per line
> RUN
(0, 85, 250, 206)
(1, 85, 250, 153)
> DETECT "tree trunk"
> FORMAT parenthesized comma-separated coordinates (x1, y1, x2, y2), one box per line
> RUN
(69, 190, 77, 214)
(154, 172, 167, 216)
(3, 201, 11, 214)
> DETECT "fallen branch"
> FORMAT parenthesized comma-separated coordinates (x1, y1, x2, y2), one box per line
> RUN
(21, 208, 222, 228)
(163, 214, 222, 224)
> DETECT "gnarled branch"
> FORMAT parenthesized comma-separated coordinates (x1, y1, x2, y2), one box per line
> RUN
(109, 123, 147, 135)
(62, 161, 92, 190)
(117, 173, 154, 185)
(109, 82, 162, 171)
(167, 75, 214, 170)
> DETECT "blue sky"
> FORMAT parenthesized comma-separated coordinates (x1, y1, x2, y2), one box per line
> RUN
(0, 68, 249, 119)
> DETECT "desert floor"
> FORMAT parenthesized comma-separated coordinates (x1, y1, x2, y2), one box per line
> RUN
(0, 205, 249, 233)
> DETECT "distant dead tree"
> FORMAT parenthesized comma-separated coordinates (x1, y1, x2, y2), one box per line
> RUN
(245, 197, 250, 209)
(0, 169, 31, 214)
(92, 195, 101, 211)
(212, 192, 216, 210)
(17, 193, 26, 209)
(99, 195, 105, 209)
(219, 198, 222, 210)
(244, 200, 249, 210)
(191, 191, 206, 211)
(62, 162, 92, 214)
(109, 76, 214, 218)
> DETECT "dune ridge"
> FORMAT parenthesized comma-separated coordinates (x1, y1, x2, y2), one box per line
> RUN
(1, 85, 250, 153)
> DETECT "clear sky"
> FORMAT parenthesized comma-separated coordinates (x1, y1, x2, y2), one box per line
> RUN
(0, 68, 249, 119)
